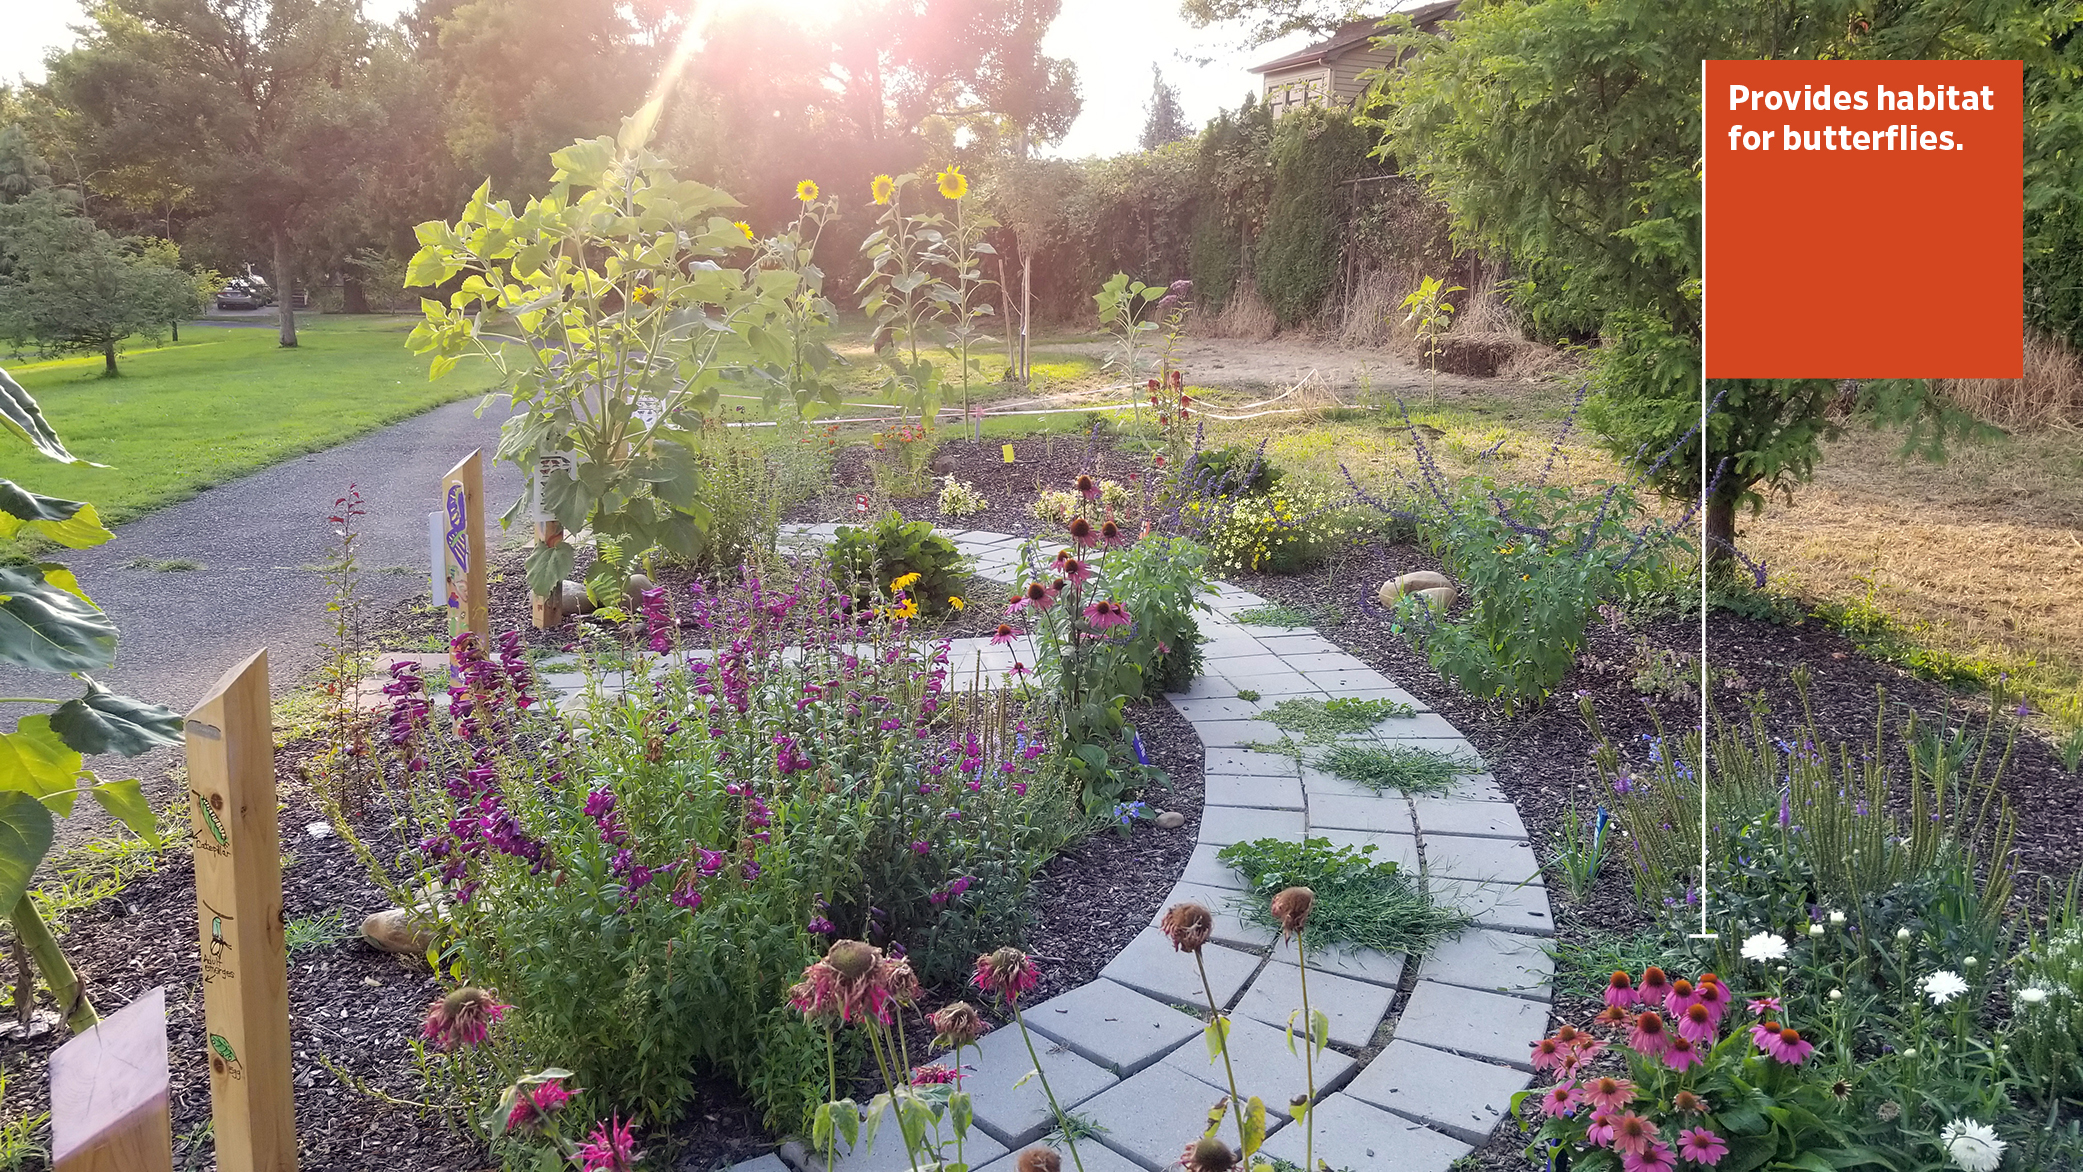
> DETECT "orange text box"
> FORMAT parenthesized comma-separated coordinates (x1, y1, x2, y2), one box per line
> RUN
(1704, 59, 2022, 378)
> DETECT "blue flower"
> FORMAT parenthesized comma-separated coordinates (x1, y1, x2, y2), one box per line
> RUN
(1131, 732, 1150, 767)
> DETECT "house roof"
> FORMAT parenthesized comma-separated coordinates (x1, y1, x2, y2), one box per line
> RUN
(1248, 1, 1460, 74)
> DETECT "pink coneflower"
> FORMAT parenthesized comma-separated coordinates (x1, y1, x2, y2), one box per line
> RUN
(1581, 1075, 1634, 1115)
(1623, 1140, 1678, 1172)
(1605, 971, 1639, 1008)
(972, 947, 1041, 1002)
(505, 1079, 573, 1132)
(577, 1115, 639, 1172)
(1085, 601, 1131, 631)
(1677, 1128, 1729, 1166)
(1761, 1025, 1815, 1065)
(1536, 1081, 1579, 1117)
(1530, 1036, 1567, 1072)
(1665, 977, 1699, 1017)
(420, 988, 508, 1050)
(1100, 518, 1129, 548)
(1628, 1011, 1671, 1057)
(1747, 995, 1781, 1015)
(1012, 582, 1055, 614)
(1637, 967, 1672, 1003)
(1693, 975, 1731, 1022)
(1678, 1002, 1717, 1044)
(1068, 517, 1096, 547)
(1061, 557, 1094, 587)
(1609, 1112, 1659, 1158)
(1671, 1090, 1710, 1115)
(1748, 1020, 1782, 1049)
(1663, 1033, 1702, 1072)
(992, 623, 1018, 646)
(1586, 1112, 1616, 1148)
(1593, 1004, 1629, 1027)
(1076, 474, 1100, 501)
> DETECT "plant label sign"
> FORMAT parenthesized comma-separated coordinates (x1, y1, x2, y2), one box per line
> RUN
(1703, 59, 2022, 377)
(441, 450, 490, 662)
(184, 651, 297, 1172)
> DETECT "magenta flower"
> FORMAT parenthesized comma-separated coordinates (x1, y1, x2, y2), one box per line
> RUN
(1586, 1111, 1616, 1148)
(1627, 1011, 1672, 1057)
(420, 988, 508, 1050)
(506, 1079, 573, 1133)
(1604, 971, 1638, 1008)
(1662, 1033, 1702, 1072)
(577, 1115, 639, 1172)
(1084, 601, 1131, 631)
(972, 947, 1041, 1002)
(1747, 996, 1781, 1015)
(1609, 1113, 1658, 1159)
(1676, 1128, 1729, 1166)
(1677, 1002, 1718, 1044)
(1760, 1024, 1815, 1065)
(1060, 557, 1094, 587)
(1693, 976, 1732, 1022)
(1529, 1037, 1566, 1072)
(910, 1063, 959, 1085)
(1580, 1076, 1633, 1116)
(991, 623, 1018, 646)
(1075, 474, 1100, 501)
(1623, 1140, 1678, 1172)
(1665, 977, 1701, 1018)
(1536, 1081, 1579, 1118)
(1011, 582, 1055, 614)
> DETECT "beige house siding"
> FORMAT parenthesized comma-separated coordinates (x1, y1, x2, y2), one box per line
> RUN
(1262, 49, 1394, 114)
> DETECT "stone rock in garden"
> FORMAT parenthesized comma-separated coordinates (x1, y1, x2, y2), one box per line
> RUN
(360, 908, 434, 954)
(625, 573, 653, 601)
(558, 581, 598, 616)
(1155, 811, 1186, 830)
(1412, 585, 1456, 612)
(1378, 571, 1454, 611)
(928, 452, 959, 477)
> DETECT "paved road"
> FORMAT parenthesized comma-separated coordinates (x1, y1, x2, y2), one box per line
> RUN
(3, 395, 524, 715)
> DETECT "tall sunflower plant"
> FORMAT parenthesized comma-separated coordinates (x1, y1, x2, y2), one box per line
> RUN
(856, 167, 987, 429)
(728, 181, 850, 426)
(923, 165, 998, 443)
(407, 136, 797, 601)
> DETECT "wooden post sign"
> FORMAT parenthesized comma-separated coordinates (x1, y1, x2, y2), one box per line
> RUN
(51, 985, 174, 1172)
(530, 452, 574, 630)
(186, 651, 297, 1172)
(441, 450, 490, 659)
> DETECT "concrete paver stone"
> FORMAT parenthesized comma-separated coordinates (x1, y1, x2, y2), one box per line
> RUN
(1102, 926, 1261, 1009)
(1256, 1093, 1472, 1172)
(932, 1021, 1119, 1147)
(1392, 981, 1553, 1069)
(1236, 961, 1397, 1049)
(1020, 979, 1205, 1076)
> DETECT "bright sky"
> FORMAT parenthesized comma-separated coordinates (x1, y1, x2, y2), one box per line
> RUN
(0, 0, 1309, 160)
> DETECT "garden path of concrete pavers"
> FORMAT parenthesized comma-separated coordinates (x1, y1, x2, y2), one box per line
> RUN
(674, 527, 1558, 1172)
(8, 394, 521, 846)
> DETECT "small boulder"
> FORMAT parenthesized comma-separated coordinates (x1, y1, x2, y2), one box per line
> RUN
(1378, 571, 1453, 610)
(927, 452, 959, 477)
(360, 908, 433, 954)
(1411, 585, 1457, 612)
(558, 581, 598, 616)
(1154, 810, 1187, 830)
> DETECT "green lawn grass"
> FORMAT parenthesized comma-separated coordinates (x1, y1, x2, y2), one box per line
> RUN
(1, 317, 490, 526)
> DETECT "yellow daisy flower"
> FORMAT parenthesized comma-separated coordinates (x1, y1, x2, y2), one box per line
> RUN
(935, 165, 968, 201)
(871, 174, 896, 205)
(948, 596, 965, 611)
(796, 179, 819, 202)
(891, 572, 922, 591)
(733, 220, 755, 242)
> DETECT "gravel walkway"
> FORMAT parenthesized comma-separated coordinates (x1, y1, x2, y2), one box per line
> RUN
(685, 527, 1558, 1172)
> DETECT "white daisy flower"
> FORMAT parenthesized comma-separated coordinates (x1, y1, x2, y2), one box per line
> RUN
(1922, 970, 1969, 1005)
(2016, 986, 2050, 1006)
(1740, 931, 1788, 963)
(1939, 1118, 2005, 1172)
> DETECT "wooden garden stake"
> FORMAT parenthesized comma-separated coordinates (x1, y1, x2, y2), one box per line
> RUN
(441, 450, 490, 659)
(50, 985, 173, 1172)
(186, 651, 297, 1172)
(531, 519, 565, 629)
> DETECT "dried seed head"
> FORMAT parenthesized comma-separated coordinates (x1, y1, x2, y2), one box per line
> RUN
(929, 1001, 989, 1050)
(826, 939, 879, 979)
(1271, 886, 1315, 939)
(880, 957, 921, 1005)
(1018, 1149, 1062, 1172)
(1160, 902, 1214, 953)
(1187, 1136, 1236, 1172)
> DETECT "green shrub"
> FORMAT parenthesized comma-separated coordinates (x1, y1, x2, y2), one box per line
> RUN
(1252, 109, 1370, 326)
(2008, 880, 2083, 1103)
(827, 512, 964, 616)
(1188, 444, 1283, 497)
(1202, 483, 1377, 575)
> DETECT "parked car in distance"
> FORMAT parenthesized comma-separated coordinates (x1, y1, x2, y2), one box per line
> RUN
(215, 280, 267, 310)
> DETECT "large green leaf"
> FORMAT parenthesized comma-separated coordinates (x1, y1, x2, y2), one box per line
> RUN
(0, 366, 98, 465)
(0, 481, 113, 548)
(88, 778, 159, 846)
(50, 680, 184, 757)
(524, 541, 575, 598)
(0, 563, 117, 673)
(0, 716, 86, 815)
(0, 791, 54, 912)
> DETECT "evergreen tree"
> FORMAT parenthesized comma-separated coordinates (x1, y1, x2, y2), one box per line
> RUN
(1139, 65, 1192, 151)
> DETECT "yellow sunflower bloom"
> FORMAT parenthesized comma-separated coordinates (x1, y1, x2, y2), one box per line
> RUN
(796, 179, 819, 202)
(891, 571, 922, 591)
(871, 174, 896, 205)
(948, 596, 965, 611)
(733, 220, 755, 242)
(935, 165, 968, 201)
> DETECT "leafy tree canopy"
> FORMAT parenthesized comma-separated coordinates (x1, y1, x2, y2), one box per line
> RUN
(0, 191, 201, 374)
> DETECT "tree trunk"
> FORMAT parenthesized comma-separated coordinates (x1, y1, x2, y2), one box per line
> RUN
(103, 338, 118, 375)
(1705, 488, 1737, 570)
(273, 228, 298, 348)
(172, 320, 179, 342)
(343, 273, 369, 314)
